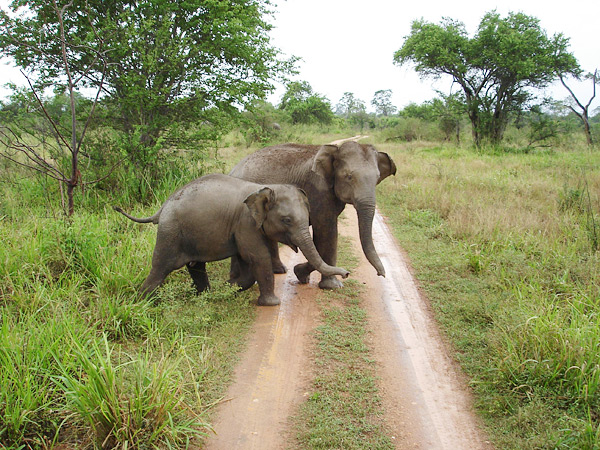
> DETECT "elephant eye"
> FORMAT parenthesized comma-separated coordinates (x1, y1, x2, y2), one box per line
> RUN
(281, 217, 292, 225)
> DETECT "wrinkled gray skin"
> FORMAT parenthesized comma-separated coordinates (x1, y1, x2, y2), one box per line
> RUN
(230, 141, 396, 289)
(114, 174, 349, 306)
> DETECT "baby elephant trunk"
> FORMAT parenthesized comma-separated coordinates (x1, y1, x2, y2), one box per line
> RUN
(292, 230, 350, 279)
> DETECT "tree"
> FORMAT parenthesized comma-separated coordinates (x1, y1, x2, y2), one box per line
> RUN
(279, 81, 313, 110)
(279, 81, 333, 124)
(431, 92, 466, 143)
(336, 92, 365, 118)
(0, 0, 293, 167)
(0, 1, 109, 215)
(559, 69, 598, 146)
(400, 102, 437, 121)
(394, 11, 580, 146)
(371, 89, 397, 116)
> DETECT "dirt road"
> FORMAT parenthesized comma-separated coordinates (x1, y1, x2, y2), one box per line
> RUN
(204, 207, 492, 449)
(204, 136, 492, 449)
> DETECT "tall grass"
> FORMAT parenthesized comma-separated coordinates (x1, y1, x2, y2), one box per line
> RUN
(373, 138, 600, 448)
(0, 159, 257, 448)
(54, 335, 207, 448)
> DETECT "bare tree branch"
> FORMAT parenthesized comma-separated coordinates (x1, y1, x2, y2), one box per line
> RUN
(559, 70, 597, 146)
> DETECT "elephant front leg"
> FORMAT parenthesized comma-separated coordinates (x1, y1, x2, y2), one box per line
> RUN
(186, 261, 210, 293)
(312, 219, 343, 290)
(243, 253, 279, 306)
(268, 239, 287, 274)
(238, 233, 280, 306)
(253, 262, 280, 306)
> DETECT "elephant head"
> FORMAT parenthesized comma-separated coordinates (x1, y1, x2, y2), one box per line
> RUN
(244, 185, 350, 280)
(311, 141, 396, 277)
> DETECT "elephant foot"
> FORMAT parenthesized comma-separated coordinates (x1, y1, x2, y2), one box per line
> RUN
(257, 293, 281, 306)
(228, 276, 256, 291)
(293, 263, 313, 284)
(272, 261, 287, 274)
(318, 276, 343, 290)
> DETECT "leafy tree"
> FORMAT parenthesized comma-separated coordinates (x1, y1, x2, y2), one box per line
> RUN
(371, 89, 397, 116)
(0, 0, 293, 167)
(526, 104, 561, 148)
(288, 96, 334, 125)
(279, 81, 333, 125)
(335, 92, 366, 118)
(400, 102, 437, 121)
(279, 81, 313, 110)
(431, 92, 466, 143)
(240, 100, 282, 147)
(394, 11, 580, 146)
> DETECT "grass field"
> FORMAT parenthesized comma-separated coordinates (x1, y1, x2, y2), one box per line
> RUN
(1, 126, 599, 448)
(373, 138, 600, 449)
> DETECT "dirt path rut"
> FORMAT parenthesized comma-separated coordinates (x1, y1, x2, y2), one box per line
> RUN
(203, 246, 320, 449)
(204, 206, 492, 449)
(205, 135, 491, 449)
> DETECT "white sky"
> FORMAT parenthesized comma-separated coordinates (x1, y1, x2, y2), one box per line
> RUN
(1, 0, 598, 113)
(267, 0, 600, 112)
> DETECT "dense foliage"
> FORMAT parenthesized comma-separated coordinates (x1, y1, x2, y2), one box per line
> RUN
(278, 81, 334, 125)
(0, 0, 293, 165)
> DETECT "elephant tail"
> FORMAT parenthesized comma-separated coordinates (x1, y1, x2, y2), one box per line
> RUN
(113, 206, 161, 224)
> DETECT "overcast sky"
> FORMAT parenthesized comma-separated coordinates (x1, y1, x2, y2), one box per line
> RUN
(1, 0, 598, 113)
(267, 0, 600, 112)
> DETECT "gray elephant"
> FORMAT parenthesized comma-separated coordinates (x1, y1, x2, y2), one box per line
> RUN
(229, 141, 396, 289)
(114, 174, 349, 306)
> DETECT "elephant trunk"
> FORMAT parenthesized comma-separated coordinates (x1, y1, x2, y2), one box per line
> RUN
(292, 230, 349, 279)
(355, 197, 386, 277)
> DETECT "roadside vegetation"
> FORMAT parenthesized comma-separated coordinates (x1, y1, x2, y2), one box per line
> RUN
(373, 135, 600, 449)
(1, 2, 599, 448)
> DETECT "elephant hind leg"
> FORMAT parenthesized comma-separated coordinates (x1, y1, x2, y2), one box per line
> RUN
(187, 261, 209, 293)
(229, 255, 256, 290)
(139, 266, 172, 298)
(139, 248, 187, 298)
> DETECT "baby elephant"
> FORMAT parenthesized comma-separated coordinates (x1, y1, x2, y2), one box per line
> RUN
(114, 174, 349, 306)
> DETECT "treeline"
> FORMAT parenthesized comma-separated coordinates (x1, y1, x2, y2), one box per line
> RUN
(236, 81, 600, 148)
(0, 2, 597, 218)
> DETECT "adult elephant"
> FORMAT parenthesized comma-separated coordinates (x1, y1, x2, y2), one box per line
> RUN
(229, 141, 396, 289)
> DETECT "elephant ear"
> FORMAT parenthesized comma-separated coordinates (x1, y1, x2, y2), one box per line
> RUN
(244, 187, 275, 229)
(297, 188, 310, 214)
(376, 152, 397, 184)
(311, 144, 338, 185)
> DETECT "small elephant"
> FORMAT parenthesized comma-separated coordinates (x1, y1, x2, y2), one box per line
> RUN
(230, 141, 396, 289)
(114, 174, 349, 306)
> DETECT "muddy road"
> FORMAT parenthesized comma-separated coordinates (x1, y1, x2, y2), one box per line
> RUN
(204, 136, 492, 449)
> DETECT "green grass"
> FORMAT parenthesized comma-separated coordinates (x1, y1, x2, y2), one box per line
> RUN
(373, 139, 600, 449)
(290, 236, 394, 449)
(0, 172, 257, 448)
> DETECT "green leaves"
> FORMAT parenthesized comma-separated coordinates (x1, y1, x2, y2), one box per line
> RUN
(394, 10, 581, 146)
(0, 0, 294, 167)
(279, 81, 334, 125)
